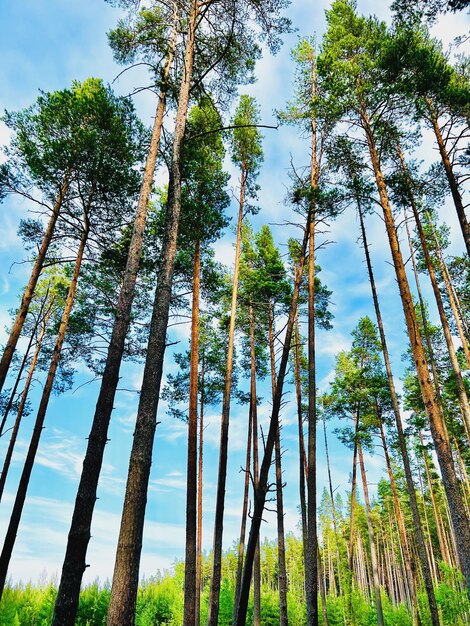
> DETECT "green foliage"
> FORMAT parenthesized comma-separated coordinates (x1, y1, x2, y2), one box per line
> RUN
(435, 564, 470, 625)
(3, 540, 469, 625)
(231, 95, 264, 199)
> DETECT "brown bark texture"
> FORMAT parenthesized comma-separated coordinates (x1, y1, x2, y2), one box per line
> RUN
(52, 15, 177, 621)
(105, 4, 197, 623)
(0, 217, 88, 598)
(0, 178, 69, 393)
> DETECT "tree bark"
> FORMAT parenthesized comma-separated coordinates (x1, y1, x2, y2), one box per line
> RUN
(52, 9, 178, 621)
(0, 214, 89, 598)
(357, 200, 439, 626)
(358, 442, 385, 626)
(361, 103, 470, 596)
(306, 216, 318, 626)
(183, 239, 201, 626)
(195, 352, 205, 626)
(426, 99, 470, 257)
(249, 305, 261, 626)
(378, 417, 421, 625)
(268, 302, 289, 626)
(207, 166, 246, 626)
(0, 305, 41, 439)
(294, 315, 309, 607)
(322, 416, 343, 597)
(234, 222, 309, 626)
(105, 4, 198, 624)
(0, 178, 69, 393)
(0, 299, 53, 503)
(232, 402, 252, 622)
(398, 145, 470, 444)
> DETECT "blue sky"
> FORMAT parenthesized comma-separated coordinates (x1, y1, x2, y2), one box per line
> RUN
(0, 0, 468, 586)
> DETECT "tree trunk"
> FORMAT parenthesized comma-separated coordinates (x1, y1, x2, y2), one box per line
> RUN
(268, 301, 289, 626)
(294, 315, 309, 607)
(416, 449, 440, 586)
(361, 104, 470, 596)
(183, 239, 201, 626)
(420, 433, 454, 567)
(232, 402, 252, 622)
(378, 417, 421, 625)
(0, 177, 69, 392)
(0, 300, 53, 503)
(0, 215, 89, 598)
(398, 145, 470, 444)
(347, 417, 359, 626)
(207, 166, 246, 626)
(318, 546, 330, 626)
(195, 353, 205, 626)
(357, 200, 438, 625)
(234, 222, 309, 626)
(426, 99, 470, 257)
(425, 211, 470, 368)
(358, 442, 385, 626)
(52, 8, 178, 621)
(306, 216, 318, 626)
(105, 4, 198, 624)
(322, 415, 342, 596)
(0, 304, 41, 439)
(249, 305, 261, 626)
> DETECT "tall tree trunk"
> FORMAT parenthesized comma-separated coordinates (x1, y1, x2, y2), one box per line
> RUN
(306, 216, 318, 626)
(398, 146, 470, 443)
(105, 4, 198, 624)
(357, 442, 385, 626)
(183, 239, 201, 626)
(249, 305, 261, 626)
(195, 353, 205, 626)
(234, 221, 309, 626)
(0, 177, 69, 393)
(416, 449, 440, 586)
(207, 166, 246, 626)
(360, 104, 470, 595)
(357, 201, 439, 625)
(52, 9, 178, 621)
(306, 47, 319, 626)
(317, 546, 330, 626)
(232, 402, 252, 622)
(377, 417, 421, 625)
(0, 304, 41, 438)
(425, 211, 470, 367)
(294, 315, 309, 607)
(419, 433, 454, 568)
(0, 214, 89, 597)
(426, 100, 470, 257)
(347, 417, 359, 626)
(322, 415, 343, 596)
(268, 301, 289, 626)
(0, 300, 53, 503)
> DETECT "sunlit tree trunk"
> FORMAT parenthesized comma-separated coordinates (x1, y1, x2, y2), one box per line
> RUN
(357, 198, 439, 624)
(208, 166, 246, 626)
(398, 146, 470, 444)
(0, 177, 70, 392)
(268, 302, 289, 626)
(52, 8, 178, 623)
(183, 239, 201, 626)
(361, 103, 470, 595)
(234, 223, 309, 626)
(0, 299, 54, 503)
(195, 353, 205, 626)
(0, 210, 89, 597)
(105, 4, 198, 623)
(426, 99, 470, 257)
(357, 442, 384, 626)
